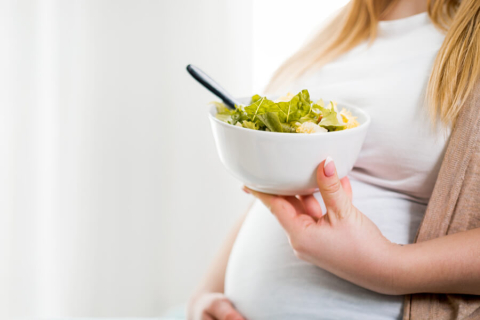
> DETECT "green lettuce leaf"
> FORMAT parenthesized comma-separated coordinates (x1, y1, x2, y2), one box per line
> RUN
(244, 96, 276, 121)
(296, 89, 312, 118)
(215, 113, 231, 122)
(277, 90, 313, 122)
(230, 107, 249, 125)
(318, 102, 345, 131)
(277, 94, 300, 122)
(241, 120, 258, 130)
(257, 112, 283, 132)
(212, 101, 233, 123)
(250, 94, 262, 104)
(281, 123, 296, 133)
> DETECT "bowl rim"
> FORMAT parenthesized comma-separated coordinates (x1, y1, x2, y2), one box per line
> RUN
(208, 101, 371, 137)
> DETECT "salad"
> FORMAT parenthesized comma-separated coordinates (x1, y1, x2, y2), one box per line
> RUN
(214, 89, 359, 133)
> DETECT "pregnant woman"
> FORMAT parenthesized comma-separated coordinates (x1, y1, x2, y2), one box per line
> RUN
(189, 0, 480, 319)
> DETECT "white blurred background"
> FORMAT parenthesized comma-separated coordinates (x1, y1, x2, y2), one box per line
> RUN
(0, 0, 347, 318)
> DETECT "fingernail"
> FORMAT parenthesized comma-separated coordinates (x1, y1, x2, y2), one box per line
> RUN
(242, 186, 250, 194)
(324, 157, 335, 177)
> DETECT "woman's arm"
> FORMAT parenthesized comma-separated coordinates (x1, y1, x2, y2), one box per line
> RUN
(190, 201, 252, 296)
(245, 158, 480, 297)
(393, 227, 480, 295)
(187, 200, 253, 320)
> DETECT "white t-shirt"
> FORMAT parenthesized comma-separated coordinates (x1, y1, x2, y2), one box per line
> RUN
(225, 12, 449, 320)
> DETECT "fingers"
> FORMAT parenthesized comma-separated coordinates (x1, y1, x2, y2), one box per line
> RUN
(201, 314, 214, 320)
(245, 187, 315, 236)
(242, 187, 276, 211)
(284, 195, 305, 214)
(298, 194, 323, 219)
(316, 157, 353, 221)
(205, 294, 244, 320)
(340, 176, 353, 200)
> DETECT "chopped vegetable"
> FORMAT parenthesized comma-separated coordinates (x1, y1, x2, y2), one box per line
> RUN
(296, 122, 328, 134)
(213, 89, 359, 134)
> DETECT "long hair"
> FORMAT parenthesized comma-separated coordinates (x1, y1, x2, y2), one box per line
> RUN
(265, 0, 480, 127)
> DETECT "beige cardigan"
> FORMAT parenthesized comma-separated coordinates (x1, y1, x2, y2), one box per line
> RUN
(403, 82, 480, 319)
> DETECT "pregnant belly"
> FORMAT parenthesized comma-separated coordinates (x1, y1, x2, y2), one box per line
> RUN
(224, 198, 405, 320)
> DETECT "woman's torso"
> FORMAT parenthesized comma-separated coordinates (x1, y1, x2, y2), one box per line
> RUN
(225, 12, 448, 320)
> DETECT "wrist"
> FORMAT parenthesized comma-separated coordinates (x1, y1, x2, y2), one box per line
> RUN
(381, 242, 413, 295)
(357, 240, 409, 295)
(336, 237, 408, 295)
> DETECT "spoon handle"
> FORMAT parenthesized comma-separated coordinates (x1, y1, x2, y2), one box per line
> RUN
(186, 64, 240, 110)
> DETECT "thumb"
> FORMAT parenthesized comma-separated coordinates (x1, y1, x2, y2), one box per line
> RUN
(317, 157, 353, 221)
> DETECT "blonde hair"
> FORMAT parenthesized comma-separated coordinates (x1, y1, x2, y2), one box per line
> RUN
(265, 0, 480, 127)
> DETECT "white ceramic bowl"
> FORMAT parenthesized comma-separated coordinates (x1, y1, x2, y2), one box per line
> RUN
(208, 99, 371, 195)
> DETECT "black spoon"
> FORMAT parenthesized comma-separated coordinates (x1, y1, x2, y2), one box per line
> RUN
(186, 64, 242, 110)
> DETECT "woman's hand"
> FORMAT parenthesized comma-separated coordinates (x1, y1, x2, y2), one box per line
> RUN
(244, 157, 403, 295)
(188, 292, 245, 320)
